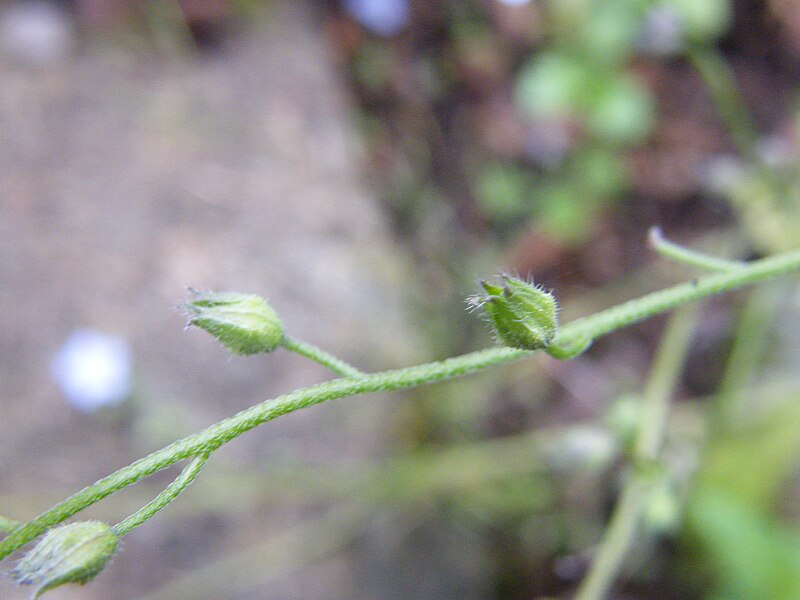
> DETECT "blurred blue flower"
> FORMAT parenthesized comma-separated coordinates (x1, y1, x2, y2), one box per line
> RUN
(343, 0, 409, 37)
(0, 0, 75, 65)
(638, 6, 685, 55)
(51, 330, 132, 412)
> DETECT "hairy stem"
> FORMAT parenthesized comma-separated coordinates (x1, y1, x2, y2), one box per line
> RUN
(648, 227, 744, 272)
(574, 305, 698, 600)
(113, 454, 209, 537)
(0, 347, 525, 559)
(281, 336, 364, 377)
(551, 248, 800, 353)
(2, 247, 800, 560)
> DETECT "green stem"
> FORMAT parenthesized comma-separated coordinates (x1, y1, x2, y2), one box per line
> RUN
(0, 346, 525, 560)
(648, 227, 744, 272)
(551, 248, 800, 354)
(113, 454, 208, 537)
(576, 476, 649, 600)
(688, 46, 798, 254)
(281, 336, 364, 377)
(0, 516, 21, 535)
(3, 247, 800, 560)
(636, 307, 698, 459)
(574, 305, 699, 600)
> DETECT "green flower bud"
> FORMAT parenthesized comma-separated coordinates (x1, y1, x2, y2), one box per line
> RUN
(13, 521, 119, 598)
(184, 290, 284, 355)
(470, 275, 559, 350)
(643, 480, 681, 534)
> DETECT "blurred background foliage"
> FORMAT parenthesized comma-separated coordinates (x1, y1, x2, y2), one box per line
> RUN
(331, 3, 800, 595)
(4, 0, 800, 598)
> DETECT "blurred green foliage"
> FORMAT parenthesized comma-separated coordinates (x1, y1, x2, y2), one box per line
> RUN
(20, 1, 800, 598)
(340, 0, 800, 597)
(506, 0, 729, 244)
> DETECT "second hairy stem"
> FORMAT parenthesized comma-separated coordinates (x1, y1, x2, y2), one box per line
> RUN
(0, 346, 526, 559)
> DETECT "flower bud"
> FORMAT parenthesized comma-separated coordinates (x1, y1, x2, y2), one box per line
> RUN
(183, 290, 284, 355)
(13, 521, 119, 598)
(643, 480, 681, 534)
(470, 275, 559, 350)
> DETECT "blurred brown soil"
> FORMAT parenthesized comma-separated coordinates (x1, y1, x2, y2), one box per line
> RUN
(0, 2, 419, 599)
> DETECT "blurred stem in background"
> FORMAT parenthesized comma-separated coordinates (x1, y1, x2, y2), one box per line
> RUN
(574, 305, 699, 600)
(689, 41, 800, 253)
(713, 283, 783, 429)
(139, 502, 370, 600)
(687, 45, 759, 161)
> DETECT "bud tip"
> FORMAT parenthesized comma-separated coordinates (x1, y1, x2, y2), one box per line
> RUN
(183, 290, 285, 355)
(469, 274, 559, 351)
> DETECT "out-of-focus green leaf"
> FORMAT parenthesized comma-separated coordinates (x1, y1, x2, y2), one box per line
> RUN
(515, 52, 593, 119)
(475, 164, 532, 222)
(579, 1, 647, 65)
(688, 490, 800, 600)
(569, 147, 626, 197)
(585, 75, 654, 144)
(533, 181, 593, 244)
(694, 394, 800, 511)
